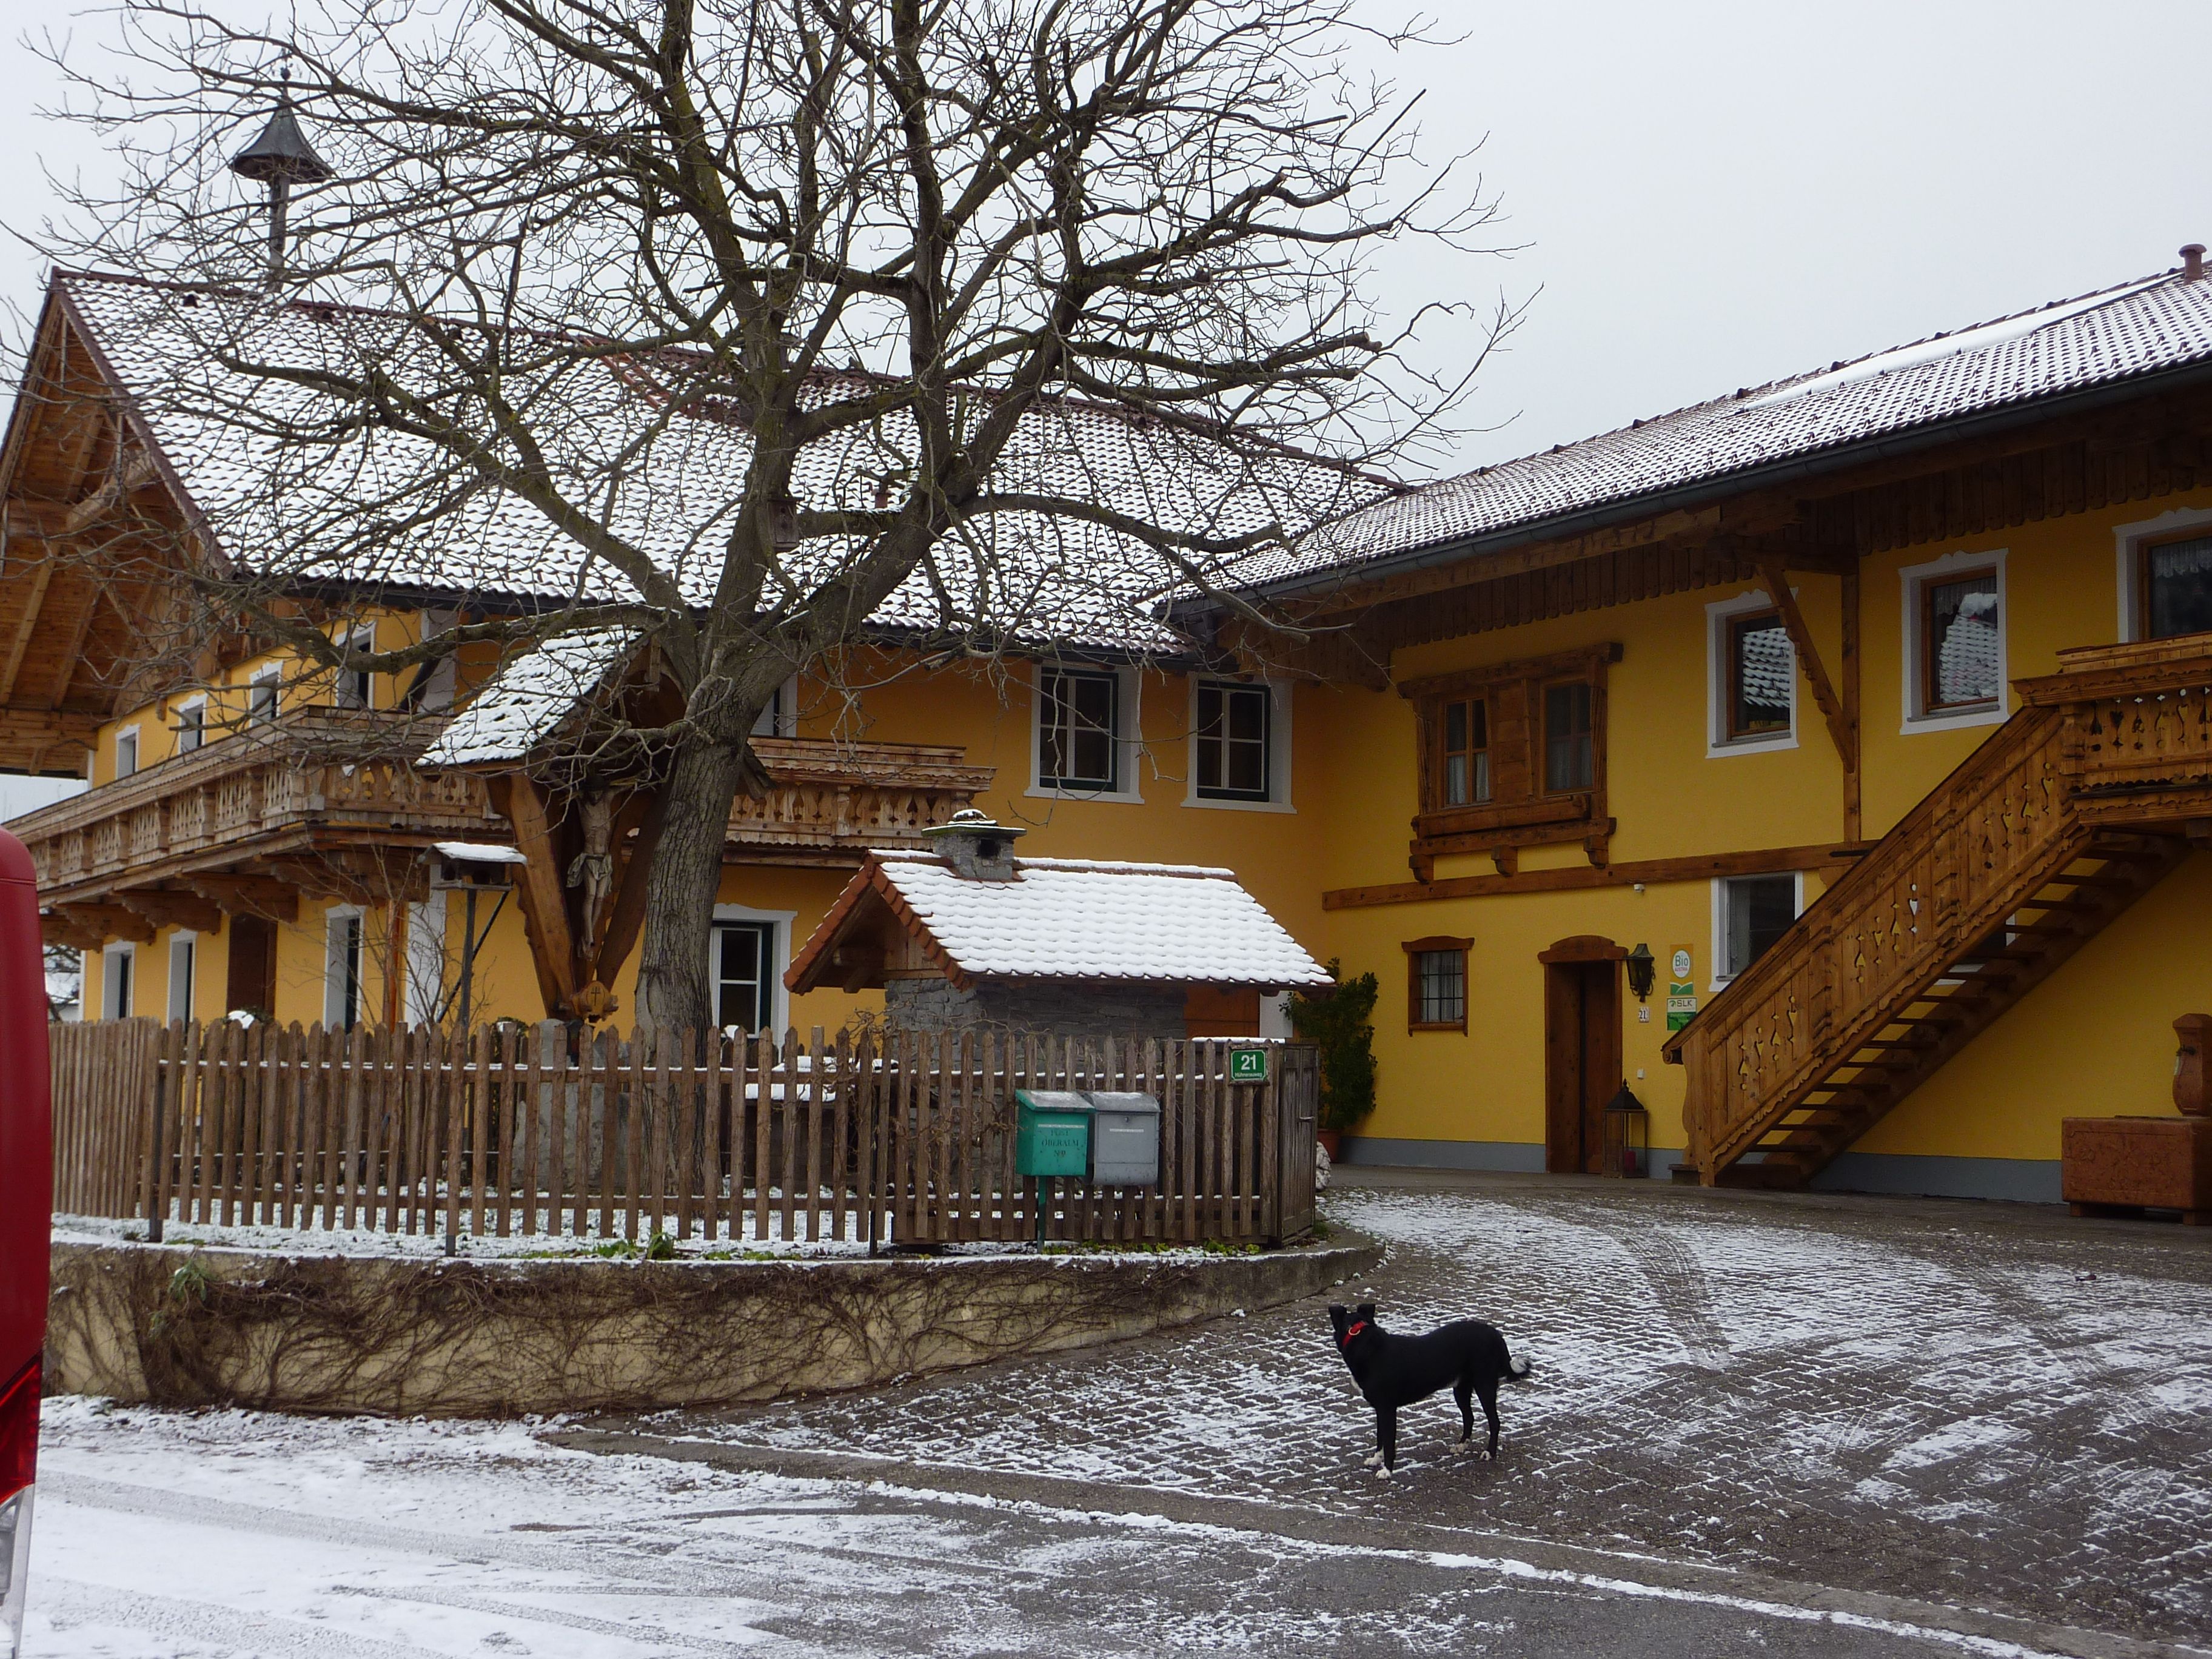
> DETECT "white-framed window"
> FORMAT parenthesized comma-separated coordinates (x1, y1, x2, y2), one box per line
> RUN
(101, 942, 135, 1019)
(324, 907, 364, 1030)
(2114, 508, 2212, 644)
(1187, 679, 1293, 811)
(1543, 679, 1596, 791)
(711, 904, 796, 1034)
(166, 931, 196, 1023)
(1030, 663, 1143, 802)
(404, 608, 460, 714)
(113, 725, 140, 780)
(174, 697, 206, 756)
(333, 626, 374, 710)
(1706, 589, 1797, 756)
(750, 674, 799, 739)
(248, 665, 282, 726)
(403, 891, 447, 1026)
(1712, 873, 1803, 988)
(1900, 550, 2006, 732)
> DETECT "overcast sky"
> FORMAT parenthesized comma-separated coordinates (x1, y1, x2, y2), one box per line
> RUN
(4, 0, 2208, 474)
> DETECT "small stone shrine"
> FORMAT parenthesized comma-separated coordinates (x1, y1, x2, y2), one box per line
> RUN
(784, 809, 1330, 1040)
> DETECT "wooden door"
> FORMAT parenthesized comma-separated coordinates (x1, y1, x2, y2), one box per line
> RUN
(225, 915, 277, 1018)
(1541, 937, 1624, 1175)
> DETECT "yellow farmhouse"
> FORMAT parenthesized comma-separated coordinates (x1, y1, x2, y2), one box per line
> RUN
(11, 254, 2212, 1204)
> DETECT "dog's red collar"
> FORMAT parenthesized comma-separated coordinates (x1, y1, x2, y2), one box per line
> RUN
(1339, 1320, 1367, 1347)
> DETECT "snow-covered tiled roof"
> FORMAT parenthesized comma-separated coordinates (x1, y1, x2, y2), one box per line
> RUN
(1230, 263, 2212, 594)
(52, 272, 1381, 656)
(789, 850, 1331, 991)
(420, 626, 637, 766)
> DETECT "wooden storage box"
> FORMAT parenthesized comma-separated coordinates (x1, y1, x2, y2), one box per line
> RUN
(2060, 1116, 2212, 1224)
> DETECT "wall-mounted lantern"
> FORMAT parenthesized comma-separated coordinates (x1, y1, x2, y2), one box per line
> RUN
(1626, 942, 1656, 1004)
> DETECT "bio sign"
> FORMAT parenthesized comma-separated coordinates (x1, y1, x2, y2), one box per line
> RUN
(1666, 943, 1698, 1033)
(1228, 1047, 1269, 1083)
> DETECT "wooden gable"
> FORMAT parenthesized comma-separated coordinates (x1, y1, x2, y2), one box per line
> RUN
(0, 290, 202, 773)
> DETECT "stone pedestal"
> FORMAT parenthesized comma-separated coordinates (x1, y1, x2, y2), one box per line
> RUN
(2061, 1116, 2212, 1224)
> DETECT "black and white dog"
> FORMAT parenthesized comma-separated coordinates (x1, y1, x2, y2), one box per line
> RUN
(1328, 1302, 1532, 1472)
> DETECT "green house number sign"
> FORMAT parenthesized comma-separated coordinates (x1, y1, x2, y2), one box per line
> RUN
(1228, 1048, 1269, 1083)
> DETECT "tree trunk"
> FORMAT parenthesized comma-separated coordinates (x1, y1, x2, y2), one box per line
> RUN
(631, 732, 749, 1032)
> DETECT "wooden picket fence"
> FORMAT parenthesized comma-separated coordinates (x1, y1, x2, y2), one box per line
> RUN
(49, 1019, 1320, 1248)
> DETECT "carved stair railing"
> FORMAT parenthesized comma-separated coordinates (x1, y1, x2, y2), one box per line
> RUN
(1666, 639, 2212, 1186)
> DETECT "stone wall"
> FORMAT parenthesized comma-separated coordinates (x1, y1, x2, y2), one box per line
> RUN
(885, 975, 1191, 1041)
(44, 1234, 1378, 1418)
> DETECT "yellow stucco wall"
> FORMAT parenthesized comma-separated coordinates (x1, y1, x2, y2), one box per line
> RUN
(53, 486, 2212, 1181)
(87, 609, 427, 785)
(1308, 488, 2212, 1163)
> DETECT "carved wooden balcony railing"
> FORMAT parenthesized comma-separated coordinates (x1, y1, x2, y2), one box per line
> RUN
(732, 736, 996, 862)
(13, 709, 996, 942)
(16, 709, 496, 911)
(1664, 637, 2212, 1187)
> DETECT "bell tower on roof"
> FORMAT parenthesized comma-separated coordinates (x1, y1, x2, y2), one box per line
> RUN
(229, 68, 334, 286)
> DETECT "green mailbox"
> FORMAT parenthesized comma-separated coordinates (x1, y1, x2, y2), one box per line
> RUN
(1015, 1090, 1092, 1178)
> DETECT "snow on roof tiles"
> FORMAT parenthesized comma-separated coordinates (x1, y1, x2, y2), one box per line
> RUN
(420, 625, 636, 766)
(1232, 264, 2212, 593)
(823, 850, 1330, 988)
(53, 272, 1379, 657)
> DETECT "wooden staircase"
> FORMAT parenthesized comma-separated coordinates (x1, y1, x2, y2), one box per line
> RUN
(1664, 638, 2212, 1188)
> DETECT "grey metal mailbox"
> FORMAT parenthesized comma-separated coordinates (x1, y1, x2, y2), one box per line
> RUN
(1082, 1091, 1162, 1186)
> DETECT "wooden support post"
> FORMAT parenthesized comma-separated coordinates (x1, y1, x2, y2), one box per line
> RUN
(488, 775, 580, 1019)
(1840, 563, 1862, 842)
(586, 784, 668, 995)
(383, 899, 409, 1031)
(1757, 557, 1854, 770)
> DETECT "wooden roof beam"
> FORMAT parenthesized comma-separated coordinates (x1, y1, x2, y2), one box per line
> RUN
(115, 886, 226, 936)
(183, 873, 301, 924)
(1755, 553, 1855, 773)
(0, 555, 56, 702)
(47, 901, 154, 945)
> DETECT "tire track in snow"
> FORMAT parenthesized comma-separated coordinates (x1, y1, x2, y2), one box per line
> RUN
(31, 1577, 450, 1659)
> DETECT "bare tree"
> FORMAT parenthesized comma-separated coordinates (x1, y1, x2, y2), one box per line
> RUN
(24, 0, 1510, 1028)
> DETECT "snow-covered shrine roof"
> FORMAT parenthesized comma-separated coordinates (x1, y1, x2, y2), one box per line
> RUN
(46, 270, 1381, 657)
(420, 626, 638, 768)
(1228, 261, 2212, 595)
(787, 850, 1332, 993)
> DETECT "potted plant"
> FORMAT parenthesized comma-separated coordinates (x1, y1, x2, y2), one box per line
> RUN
(1290, 960, 1378, 1159)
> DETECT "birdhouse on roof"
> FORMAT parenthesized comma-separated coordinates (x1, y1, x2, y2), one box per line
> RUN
(785, 810, 1332, 1040)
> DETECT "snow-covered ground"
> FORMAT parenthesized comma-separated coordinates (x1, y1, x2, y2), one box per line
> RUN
(55, 1212, 1265, 1264)
(23, 1175, 2212, 1656)
(675, 1178, 2212, 1644)
(25, 1399, 2101, 1658)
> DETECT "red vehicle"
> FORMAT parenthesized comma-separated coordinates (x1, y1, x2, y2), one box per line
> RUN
(0, 830, 50, 1658)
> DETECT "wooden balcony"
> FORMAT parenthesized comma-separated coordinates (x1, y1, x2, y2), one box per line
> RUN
(731, 736, 996, 865)
(18, 709, 495, 929)
(1665, 636, 2212, 1187)
(14, 709, 995, 943)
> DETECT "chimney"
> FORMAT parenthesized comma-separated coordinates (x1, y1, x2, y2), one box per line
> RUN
(2184, 244, 2207, 282)
(922, 808, 1025, 881)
